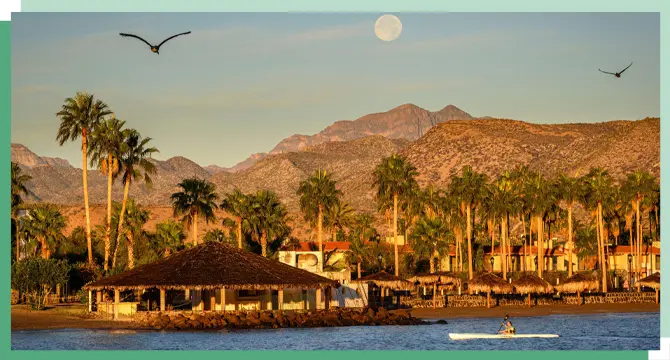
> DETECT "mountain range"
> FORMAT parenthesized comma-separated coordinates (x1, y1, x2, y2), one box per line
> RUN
(11, 103, 660, 236)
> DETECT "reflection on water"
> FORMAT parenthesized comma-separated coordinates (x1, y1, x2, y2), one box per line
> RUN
(12, 312, 660, 350)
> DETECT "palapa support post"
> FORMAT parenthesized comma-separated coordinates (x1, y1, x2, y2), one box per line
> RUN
(209, 290, 216, 311)
(160, 289, 166, 311)
(278, 289, 284, 311)
(528, 293, 531, 308)
(96, 291, 102, 312)
(221, 288, 226, 312)
(88, 290, 92, 313)
(487, 292, 491, 309)
(577, 291, 581, 306)
(433, 282, 437, 309)
(656, 289, 659, 305)
(316, 288, 322, 310)
(380, 287, 385, 308)
(114, 289, 120, 320)
(325, 287, 331, 310)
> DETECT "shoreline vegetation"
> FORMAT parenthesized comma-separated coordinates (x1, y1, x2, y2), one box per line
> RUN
(11, 303, 659, 331)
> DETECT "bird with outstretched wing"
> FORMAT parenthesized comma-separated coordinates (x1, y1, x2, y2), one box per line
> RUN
(119, 31, 191, 55)
(598, 62, 633, 78)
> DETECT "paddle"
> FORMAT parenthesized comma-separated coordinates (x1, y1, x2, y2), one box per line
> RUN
(495, 314, 509, 334)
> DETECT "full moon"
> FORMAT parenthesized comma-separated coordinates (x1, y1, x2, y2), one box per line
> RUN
(374, 14, 402, 42)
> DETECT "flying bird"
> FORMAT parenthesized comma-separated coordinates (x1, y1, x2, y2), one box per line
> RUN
(598, 62, 633, 78)
(119, 31, 191, 54)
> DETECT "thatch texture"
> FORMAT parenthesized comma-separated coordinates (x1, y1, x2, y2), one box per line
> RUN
(512, 273, 555, 294)
(554, 273, 599, 293)
(408, 271, 461, 285)
(84, 242, 337, 291)
(639, 272, 660, 290)
(467, 272, 514, 294)
(351, 271, 413, 290)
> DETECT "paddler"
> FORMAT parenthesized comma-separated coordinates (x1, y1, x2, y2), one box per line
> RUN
(499, 320, 516, 334)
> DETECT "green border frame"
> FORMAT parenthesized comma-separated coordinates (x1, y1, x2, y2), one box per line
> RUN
(3, 0, 666, 358)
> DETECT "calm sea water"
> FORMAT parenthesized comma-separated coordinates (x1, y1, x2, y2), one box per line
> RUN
(12, 312, 659, 351)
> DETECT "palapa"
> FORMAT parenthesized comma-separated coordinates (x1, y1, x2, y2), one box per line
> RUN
(84, 241, 337, 291)
(351, 270, 413, 290)
(468, 272, 514, 308)
(639, 272, 661, 304)
(408, 271, 461, 286)
(554, 272, 599, 305)
(511, 272, 555, 307)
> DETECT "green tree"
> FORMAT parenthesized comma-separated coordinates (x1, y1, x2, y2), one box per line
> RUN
(220, 188, 250, 249)
(204, 229, 236, 246)
(153, 219, 186, 258)
(23, 204, 67, 259)
(11, 162, 32, 262)
(12, 257, 70, 310)
(581, 167, 613, 292)
(297, 169, 342, 259)
(246, 190, 290, 257)
(56, 91, 112, 266)
(171, 177, 219, 246)
(373, 154, 419, 276)
(324, 201, 355, 242)
(555, 173, 584, 277)
(524, 171, 553, 278)
(88, 115, 125, 271)
(410, 215, 450, 273)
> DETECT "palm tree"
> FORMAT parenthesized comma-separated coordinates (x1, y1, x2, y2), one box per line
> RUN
(297, 169, 342, 259)
(154, 219, 186, 258)
(449, 166, 488, 280)
(524, 171, 553, 278)
(555, 173, 584, 277)
(171, 178, 219, 246)
(622, 170, 657, 291)
(56, 91, 112, 266)
(11, 162, 32, 261)
(88, 115, 125, 271)
(220, 188, 250, 249)
(115, 129, 158, 262)
(490, 172, 520, 279)
(324, 201, 355, 242)
(203, 229, 235, 245)
(581, 167, 613, 292)
(23, 204, 67, 259)
(121, 199, 150, 269)
(246, 190, 290, 257)
(373, 154, 419, 276)
(410, 216, 450, 273)
(348, 213, 377, 278)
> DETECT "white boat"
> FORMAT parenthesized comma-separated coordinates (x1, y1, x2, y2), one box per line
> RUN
(448, 333, 559, 340)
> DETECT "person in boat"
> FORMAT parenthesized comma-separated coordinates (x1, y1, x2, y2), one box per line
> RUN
(499, 320, 516, 334)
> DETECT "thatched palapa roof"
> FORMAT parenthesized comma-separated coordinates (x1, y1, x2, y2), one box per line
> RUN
(84, 242, 337, 291)
(408, 271, 461, 286)
(639, 272, 660, 290)
(554, 273, 599, 293)
(512, 273, 554, 294)
(351, 271, 413, 290)
(468, 272, 514, 294)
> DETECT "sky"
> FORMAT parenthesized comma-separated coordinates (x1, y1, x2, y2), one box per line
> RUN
(11, 12, 660, 168)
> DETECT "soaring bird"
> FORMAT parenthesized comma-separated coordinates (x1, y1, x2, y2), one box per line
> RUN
(119, 31, 191, 54)
(598, 62, 633, 78)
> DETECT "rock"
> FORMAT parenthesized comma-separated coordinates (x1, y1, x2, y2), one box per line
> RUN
(436, 320, 448, 325)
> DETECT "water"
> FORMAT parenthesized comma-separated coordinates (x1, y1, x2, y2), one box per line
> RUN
(12, 312, 659, 350)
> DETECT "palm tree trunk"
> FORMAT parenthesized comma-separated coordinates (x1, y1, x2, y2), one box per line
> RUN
(193, 211, 198, 245)
(522, 216, 526, 272)
(537, 216, 543, 278)
(501, 216, 507, 279)
(127, 230, 135, 269)
(41, 237, 48, 259)
(598, 202, 607, 293)
(506, 213, 512, 272)
(112, 234, 121, 269)
(104, 155, 113, 272)
(393, 193, 399, 277)
(114, 177, 131, 268)
(82, 130, 93, 266)
(636, 199, 641, 292)
(261, 232, 268, 257)
(466, 203, 473, 280)
(568, 204, 573, 277)
(333, 230, 337, 242)
(237, 217, 242, 249)
(318, 205, 323, 256)
(357, 261, 361, 279)
(430, 255, 435, 273)
(15, 217, 20, 261)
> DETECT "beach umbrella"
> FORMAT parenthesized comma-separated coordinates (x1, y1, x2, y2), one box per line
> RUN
(638, 272, 660, 304)
(468, 272, 514, 308)
(351, 270, 413, 308)
(511, 272, 554, 307)
(554, 273, 598, 305)
(408, 271, 461, 309)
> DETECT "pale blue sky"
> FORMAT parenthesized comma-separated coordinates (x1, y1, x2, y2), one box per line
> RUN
(11, 12, 660, 168)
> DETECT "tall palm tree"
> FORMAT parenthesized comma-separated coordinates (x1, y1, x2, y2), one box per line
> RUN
(373, 154, 419, 276)
(524, 171, 553, 278)
(449, 165, 488, 280)
(154, 219, 186, 258)
(246, 190, 290, 257)
(348, 213, 377, 278)
(56, 91, 112, 266)
(297, 169, 342, 259)
(171, 178, 219, 246)
(510, 165, 532, 272)
(622, 170, 657, 291)
(23, 204, 67, 259)
(11, 162, 32, 261)
(555, 173, 584, 277)
(88, 115, 125, 271)
(115, 129, 158, 260)
(581, 167, 613, 292)
(324, 201, 355, 241)
(220, 188, 250, 249)
(121, 199, 150, 269)
(490, 172, 519, 279)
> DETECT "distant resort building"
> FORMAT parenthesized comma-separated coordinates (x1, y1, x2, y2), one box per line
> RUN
(84, 242, 338, 320)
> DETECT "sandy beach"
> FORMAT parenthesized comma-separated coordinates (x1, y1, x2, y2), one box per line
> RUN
(11, 303, 659, 331)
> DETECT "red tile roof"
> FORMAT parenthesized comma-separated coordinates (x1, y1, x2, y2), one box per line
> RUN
(483, 245, 566, 256)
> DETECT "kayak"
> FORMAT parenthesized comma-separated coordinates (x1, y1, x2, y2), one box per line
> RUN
(448, 333, 559, 340)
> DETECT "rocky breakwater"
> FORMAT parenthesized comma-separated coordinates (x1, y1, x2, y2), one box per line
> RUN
(135, 307, 429, 330)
